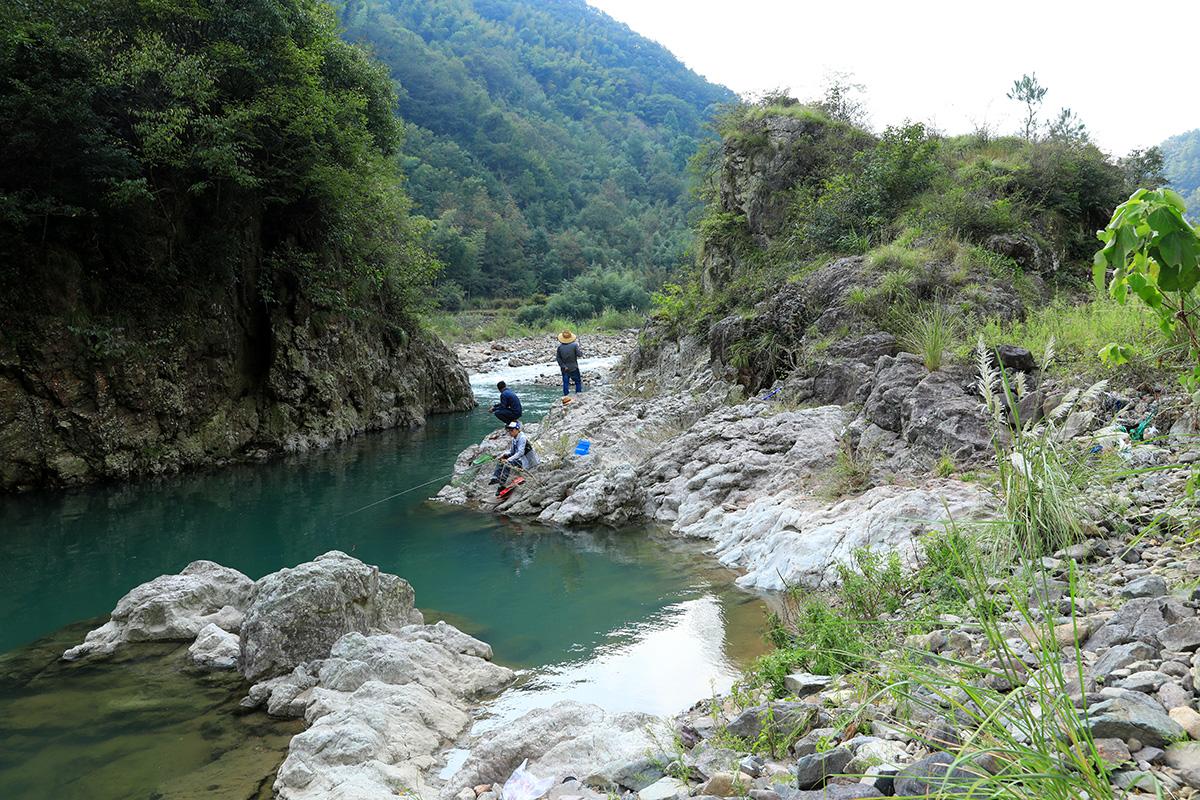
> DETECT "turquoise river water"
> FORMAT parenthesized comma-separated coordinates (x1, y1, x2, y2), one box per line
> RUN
(0, 382, 768, 799)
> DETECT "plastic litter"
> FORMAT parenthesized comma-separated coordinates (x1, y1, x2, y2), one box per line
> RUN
(500, 759, 555, 800)
(574, 439, 591, 456)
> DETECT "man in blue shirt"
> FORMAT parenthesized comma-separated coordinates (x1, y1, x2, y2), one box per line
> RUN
(490, 381, 522, 425)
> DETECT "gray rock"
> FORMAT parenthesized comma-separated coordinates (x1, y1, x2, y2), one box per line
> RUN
(1092, 641, 1158, 678)
(790, 787, 883, 799)
(187, 622, 240, 670)
(637, 777, 686, 800)
(446, 701, 672, 799)
(1117, 670, 1171, 692)
(994, 344, 1036, 373)
(238, 551, 424, 681)
(1086, 598, 1164, 651)
(727, 702, 821, 742)
(1165, 742, 1200, 789)
(893, 753, 986, 796)
(1091, 737, 1132, 766)
(1122, 575, 1168, 599)
(63, 560, 253, 660)
(784, 672, 834, 696)
(1159, 682, 1193, 710)
(1086, 691, 1186, 747)
(1160, 619, 1200, 653)
(608, 756, 668, 791)
(795, 747, 853, 790)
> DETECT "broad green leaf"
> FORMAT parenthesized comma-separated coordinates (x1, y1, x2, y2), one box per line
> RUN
(1164, 188, 1187, 211)
(1099, 343, 1131, 366)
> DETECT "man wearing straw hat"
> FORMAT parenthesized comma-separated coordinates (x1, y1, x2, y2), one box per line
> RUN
(556, 329, 584, 396)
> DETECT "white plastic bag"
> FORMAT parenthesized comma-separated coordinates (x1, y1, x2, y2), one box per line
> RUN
(500, 759, 555, 800)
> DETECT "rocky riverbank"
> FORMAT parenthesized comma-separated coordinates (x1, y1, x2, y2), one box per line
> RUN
(0, 310, 474, 492)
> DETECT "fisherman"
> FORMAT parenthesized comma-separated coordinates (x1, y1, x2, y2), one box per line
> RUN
(490, 380, 522, 425)
(556, 330, 583, 396)
(491, 421, 538, 495)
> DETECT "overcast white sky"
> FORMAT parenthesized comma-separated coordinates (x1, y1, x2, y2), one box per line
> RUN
(587, 0, 1198, 156)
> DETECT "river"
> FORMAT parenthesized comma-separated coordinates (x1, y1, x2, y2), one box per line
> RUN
(0, 377, 768, 798)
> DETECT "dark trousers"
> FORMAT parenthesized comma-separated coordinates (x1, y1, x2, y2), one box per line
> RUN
(561, 369, 582, 395)
(493, 408, 520, 424)
(492, 461, 512, 484)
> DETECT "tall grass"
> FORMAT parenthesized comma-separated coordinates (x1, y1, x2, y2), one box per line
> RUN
(867, 544, 1117, 800)
(965, 295, 1171, 382)
(976, 335, 1091, 555)
(902, 303, 958, 370)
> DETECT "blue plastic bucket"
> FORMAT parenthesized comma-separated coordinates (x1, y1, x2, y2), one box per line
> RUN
(574, 439, 591, 456)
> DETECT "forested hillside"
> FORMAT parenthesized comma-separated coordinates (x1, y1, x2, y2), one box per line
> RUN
(0, 0, 472, 490)
(1162, 128, 1200, 221)
(335, 0, 736, 305)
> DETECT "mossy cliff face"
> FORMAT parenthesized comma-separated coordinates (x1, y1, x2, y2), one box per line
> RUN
(0, 295, 473, 492)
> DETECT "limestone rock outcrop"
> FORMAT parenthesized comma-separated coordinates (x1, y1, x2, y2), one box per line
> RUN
(239, 550, 425, 681)
(441, 701, 673, 799)
(62, 560, 252, 660)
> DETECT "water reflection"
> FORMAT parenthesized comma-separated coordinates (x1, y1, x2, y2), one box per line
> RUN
(476, 591, 766, 732)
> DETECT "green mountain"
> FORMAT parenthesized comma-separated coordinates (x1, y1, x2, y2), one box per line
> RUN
(335, 0, 736, 304)
(1162, 128, 1200, 220)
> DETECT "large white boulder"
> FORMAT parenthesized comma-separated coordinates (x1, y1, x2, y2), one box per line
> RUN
(238, 550, 424, 681)
(271, 629, 516, 800)
(442, 701, 673, 799)
(62, 560, 252, 660)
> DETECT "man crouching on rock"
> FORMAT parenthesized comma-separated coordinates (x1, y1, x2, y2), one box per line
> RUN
(490, 421, 538, 495)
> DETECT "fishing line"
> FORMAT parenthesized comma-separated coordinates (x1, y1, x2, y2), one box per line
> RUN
(336, 455, 496, 519)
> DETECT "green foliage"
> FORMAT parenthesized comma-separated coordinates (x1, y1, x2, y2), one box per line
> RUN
(1, 0, 434, 318)
(1161, 129, 1200, 222)
(836, 548, 908, 620)
(516, 270, 650, 325)
(337, 0, 735, 302)
(901, 303, 959, 371)
(755, 596, 870, 691)
(1007, 73, 1047, 140)
(1094, 188, 1200, 386)
(968, 296, 1165, 382)
(976, 338, 1090, 555)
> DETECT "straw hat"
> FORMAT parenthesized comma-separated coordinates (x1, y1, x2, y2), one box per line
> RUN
(557, 330, 577, 344)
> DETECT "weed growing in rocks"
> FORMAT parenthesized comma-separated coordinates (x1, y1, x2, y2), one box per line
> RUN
(902, 302, 959, 370)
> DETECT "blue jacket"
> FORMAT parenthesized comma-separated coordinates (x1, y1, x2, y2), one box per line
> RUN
(497, 387, 522, 416)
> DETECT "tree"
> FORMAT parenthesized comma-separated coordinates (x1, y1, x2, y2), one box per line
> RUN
(1007, 73, 1048, 140)
(1095, 188, 1200, 385)
(1046, 107, 1088, 144)
(815, 71, 868, 127)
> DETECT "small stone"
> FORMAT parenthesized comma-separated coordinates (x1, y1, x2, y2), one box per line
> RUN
(1161, 682, 1193, 710)
(1123, 575, 1168, 599)
(1171, 706, 1200, 739)
(1133, 746, 1165, 765)
(1166, 742, 1200, 789)
(1092, 737, 1132, 766)
(1092, 641, 1158, 678)
(473, 785, 492, 796)
(1118, 670, 1171, 692)
(739, 756, 763, 778)
(457, 789, 477, 800)
(893, 752, 986, 796)
(784, 672, 833, 695)
(698, 772, 737, 797)
(637, 777, 686, 800)
(795, 747, 853, 790)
